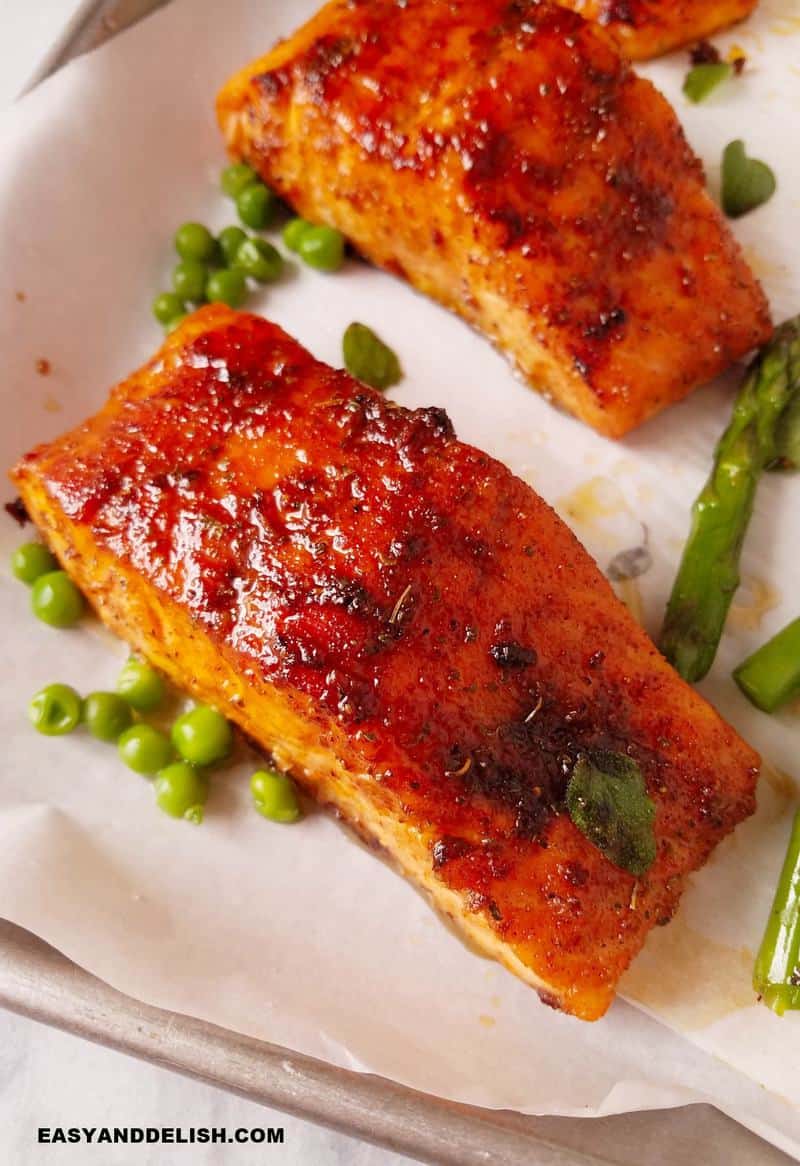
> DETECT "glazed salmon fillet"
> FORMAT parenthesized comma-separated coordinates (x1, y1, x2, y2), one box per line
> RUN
(11, 307, 758, 1019)
(216, 0, 771, 439)
(559, 0, 759, 60)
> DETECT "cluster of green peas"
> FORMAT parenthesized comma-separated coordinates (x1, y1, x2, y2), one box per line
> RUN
(11, 540, 300, 825)
(152, 163, 346, 332)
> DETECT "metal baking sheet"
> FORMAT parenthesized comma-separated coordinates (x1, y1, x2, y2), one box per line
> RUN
(0, 2, 794, 1163)
(0, 920, 792, 1166)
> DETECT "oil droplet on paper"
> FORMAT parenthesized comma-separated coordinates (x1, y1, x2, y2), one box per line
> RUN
(478, 1014, 496, 1028)
(621, 911, 755, 1029)
(43, 395, 62, 414)
(728, 576, 781, 632)
(557, 476, 626, 529)
(770, 11, 800, 36)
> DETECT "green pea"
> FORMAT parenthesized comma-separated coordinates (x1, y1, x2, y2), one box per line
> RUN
(84, 691, 133, 743)
(174, 222, 217, 263)
(171, 704, 232, 766)
(282, 217, 312, 252)
(11, 542, 57, 585)
(116, 656, 165, 712)
(31, 571, 84, 628)
(118, 724, 172, 775)
(342, 322, 402, 390)
(164, 312, 188, 334)
(236, 182, 277, 230)
(152, 292, 186, 326)
(297, 225, 345, 272)
(217, 225, 248, 266)
(234, 237, 283, 283)
(28, 684, 83, 736)
(172, 260, 208, 303)
(221, 162, 258, 199)
(206, 268, 248, 309)
(155, 761, 208, 823)
(250, 768, 301, 822)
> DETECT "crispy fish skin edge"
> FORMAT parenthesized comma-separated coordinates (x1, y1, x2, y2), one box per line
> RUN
(10, 307, 760, 1021)
(570, 0, 759, 61)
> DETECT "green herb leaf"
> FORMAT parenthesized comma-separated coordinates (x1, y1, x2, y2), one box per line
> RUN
(566, 750, 656, 877)
(721, 140, 777, 219)
(342, 323, 402, 391)
(683, 62, 732, 103)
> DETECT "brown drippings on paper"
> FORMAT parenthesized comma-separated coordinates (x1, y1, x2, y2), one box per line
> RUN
(728, 576, 781, 632)
(35, 358, 51, 376)
(15, 291, 26, 303)
(761, 759, 799, 802)
(622, 911, 755, 1029)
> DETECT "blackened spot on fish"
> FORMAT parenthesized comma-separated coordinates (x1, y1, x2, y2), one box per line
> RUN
(583, 306, 627, 340)
(419, 406, 455, 439)
(303, 35, 360, 100)
(537, 990, 564, 1012)
(255, 67, 292, 98)
(432, 836, 475, 869)
(600, 0, 635, 26)
(490, 641, 537, 669)
(463, 533, 490, 560)
(560, 861, 589, 887)
(487, 204, 527, 246)
(319, 575, 373, 614)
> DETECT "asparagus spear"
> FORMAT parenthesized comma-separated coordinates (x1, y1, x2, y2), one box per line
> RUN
(660, 317, 800, 682)
(754, 810, 800, 1015)
(734, 617, 800, 712)
(771, 387, 800, 471)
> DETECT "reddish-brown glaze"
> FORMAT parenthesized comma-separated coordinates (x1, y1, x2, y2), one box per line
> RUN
(562, 0, 758, 59)
(12, 307, 759, 1018)
(216, 0, 771, 438)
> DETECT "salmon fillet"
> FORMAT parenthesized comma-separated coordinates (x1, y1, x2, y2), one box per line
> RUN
(559, 0, 759, 60)
(11, 307, 758, 1020)
(216, 0, 771, 439)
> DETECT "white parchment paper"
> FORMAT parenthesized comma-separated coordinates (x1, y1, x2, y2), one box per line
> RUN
(2, 0, 800, 1155)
